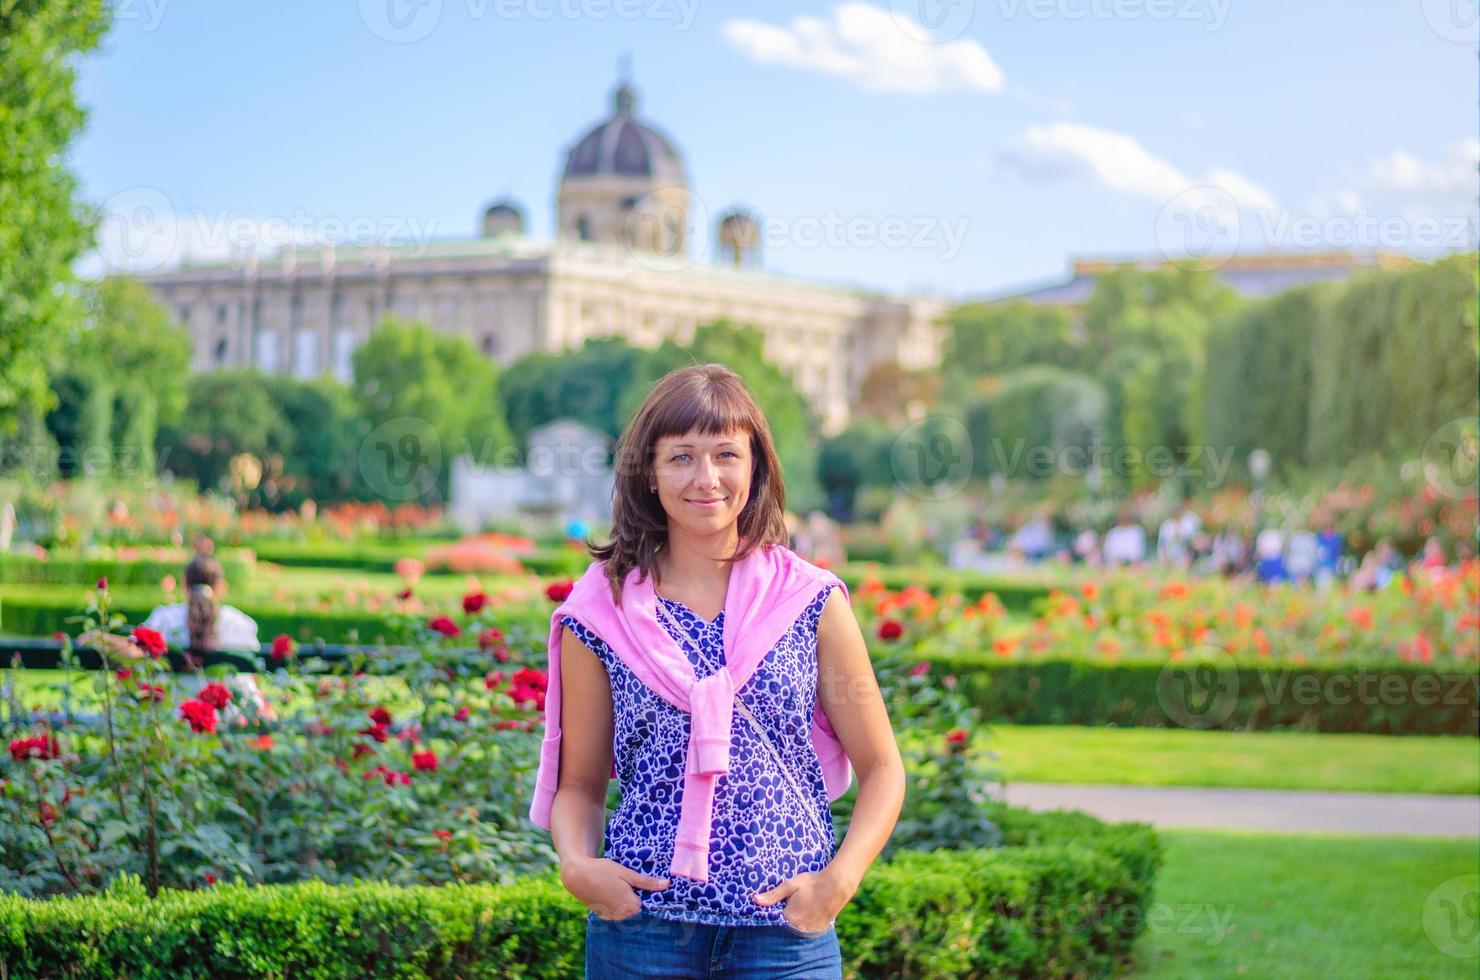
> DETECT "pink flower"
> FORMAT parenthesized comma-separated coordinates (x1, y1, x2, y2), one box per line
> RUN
(908, 661, 930, 678)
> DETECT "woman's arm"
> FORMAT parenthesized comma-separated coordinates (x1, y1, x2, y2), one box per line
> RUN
(549, 626, 616, 868)
(549, 625, 669, 918)
(812, 586, 906, 893)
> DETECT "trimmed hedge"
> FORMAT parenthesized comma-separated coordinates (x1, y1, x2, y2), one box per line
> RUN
(0, 550, 256, 588)
(0, 592, 402, 647)
(249, 541, 588, 579)
(0, 805, 1161, 979)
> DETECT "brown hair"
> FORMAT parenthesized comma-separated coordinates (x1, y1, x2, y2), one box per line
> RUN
(588, 363, 789, 605)
(184, 551, 224, 654)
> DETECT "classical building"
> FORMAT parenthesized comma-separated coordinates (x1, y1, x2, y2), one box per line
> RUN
(135, 79, 950, 436)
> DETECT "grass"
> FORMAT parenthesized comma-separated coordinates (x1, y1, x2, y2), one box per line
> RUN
(906, 724, 1480, 796)
(1131, 829, 1479, 978)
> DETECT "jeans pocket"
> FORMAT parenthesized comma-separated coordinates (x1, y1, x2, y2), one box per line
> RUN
(779, 911, 832, 939)
(590, 906, 644, 925)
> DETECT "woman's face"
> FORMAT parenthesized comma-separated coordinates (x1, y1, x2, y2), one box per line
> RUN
(651, 428, 753, 536)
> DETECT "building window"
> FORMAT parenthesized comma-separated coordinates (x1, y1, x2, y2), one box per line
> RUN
(481, 333, 497, 355)
(213, 338, 229, 364)
(215, 304, 227, 325)
(576, 215, 592, 241)
(177, 305, 190, 323)
(255, 330, 280, 372)
(293, 329, 318, 378)
(332, 328, 357, 382)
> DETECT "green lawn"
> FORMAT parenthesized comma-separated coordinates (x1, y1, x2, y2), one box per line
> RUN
(1132, 829, 1479, 978)
(908, 724, 1479, 795)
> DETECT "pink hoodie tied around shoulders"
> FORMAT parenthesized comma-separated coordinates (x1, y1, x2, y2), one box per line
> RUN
(529, 541, 853, 884)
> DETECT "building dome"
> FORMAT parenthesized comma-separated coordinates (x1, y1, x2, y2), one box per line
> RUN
(561, 83, 686, 184)
(481, 199, 525, 238)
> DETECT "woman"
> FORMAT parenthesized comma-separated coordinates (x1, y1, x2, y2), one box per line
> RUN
(140, 550, 275, 721)
(538, 364, 905, 979)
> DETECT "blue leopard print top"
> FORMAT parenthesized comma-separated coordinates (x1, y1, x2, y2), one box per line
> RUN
(559, 583, 839, 926)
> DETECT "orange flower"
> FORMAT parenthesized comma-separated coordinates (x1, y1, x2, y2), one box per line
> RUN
(1080, 582, 1099, 602)
(1346, 606, 1374, 630)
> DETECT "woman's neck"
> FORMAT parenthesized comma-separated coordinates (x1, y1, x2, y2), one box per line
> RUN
(656, 526, 741, 591)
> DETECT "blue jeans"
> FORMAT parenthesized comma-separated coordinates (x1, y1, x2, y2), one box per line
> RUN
(584, 908, 843, 979)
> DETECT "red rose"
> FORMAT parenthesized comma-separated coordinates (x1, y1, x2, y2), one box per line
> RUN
(545, 580, 574, 603)
(198, 682, 233, 709)
(131, 626, 168, 658)
(249, 734, 274, 750)
(179, 699, 219, 734)
(115, 668, 133, 682)
(352, 742, 375, 758)
(368, 706, 393, 727)
(484, 670, 504, 691)
(876, 619, 904, 642)
(477, 627, 505, 653)
(397, 587, 414, 600)
(454, 706, 471, 722)
(8, 734, 60, 761)
(433, 828, 452, 841)
(204, 871, 217, 886)
(137, 683, 167, 703)
(411, 750, 438, 771)
(270, 634, 294, 660)
(360, 723, 390, 743)
(506, 667, 548, 711)
(96, 577, 108, 591)
(462, 591, 489, 614)
(945, 729, 969, 749)
(428, 616, 461, 638)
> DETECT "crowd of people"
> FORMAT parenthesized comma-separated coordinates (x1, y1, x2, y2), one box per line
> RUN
(956, 503, 1471, 591)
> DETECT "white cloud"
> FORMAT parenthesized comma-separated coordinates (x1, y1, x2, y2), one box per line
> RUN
(1364, 139, 1480, 204)
(998, 122, 1275, 212)
(721, 2, 1004, 94)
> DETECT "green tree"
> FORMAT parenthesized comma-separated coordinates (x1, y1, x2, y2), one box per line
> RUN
(500, 338, 648, 446)
(156, 369, 292, 503)
(261, 374, 369, 507)
(351, 317, 512, 503)
(0, 0, 111, 432)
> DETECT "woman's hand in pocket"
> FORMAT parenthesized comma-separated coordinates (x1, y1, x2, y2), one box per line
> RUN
(561, 856, 669, 920)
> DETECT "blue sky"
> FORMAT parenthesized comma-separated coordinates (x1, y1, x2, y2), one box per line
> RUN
(76, 0, 1478, 298)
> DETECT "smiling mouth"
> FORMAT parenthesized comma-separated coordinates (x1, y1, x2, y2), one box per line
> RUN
(688, 498, 726, 505)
